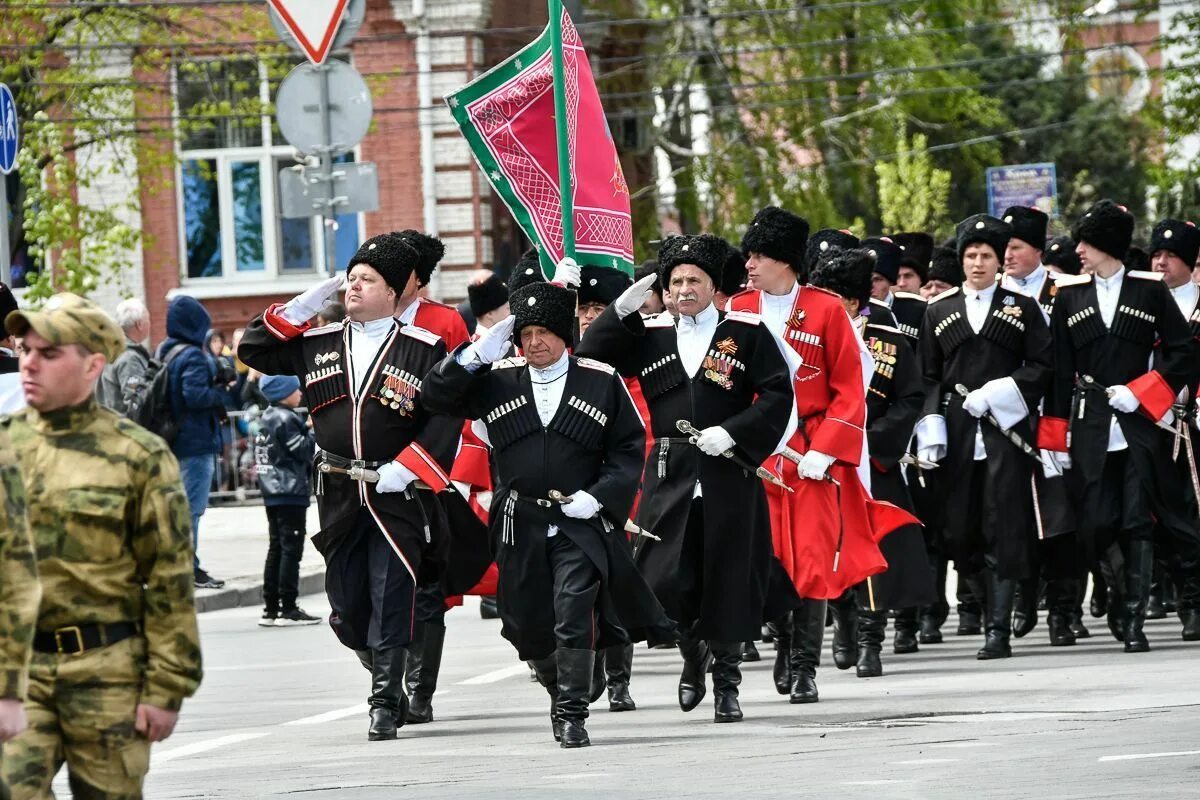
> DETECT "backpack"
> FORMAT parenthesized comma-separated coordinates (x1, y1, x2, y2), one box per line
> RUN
(127, 343, 188, 444)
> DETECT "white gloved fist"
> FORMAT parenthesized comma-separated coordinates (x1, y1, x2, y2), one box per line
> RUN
(282, 274, 344, 326)
(1108, 384, 1139, 414)
(917, 444, 946, 464)
(613, 273, 658, 319)
(961, 388, 989, 419)
(465, 314, 515, 365)
(694, 426, 735, 456)
(560, 490, 601, 520)
(375, 461, 418, 494)
(1042, 449, 1071, 477)
(553, 257, 581, 289)
(798, 449, 836, 481)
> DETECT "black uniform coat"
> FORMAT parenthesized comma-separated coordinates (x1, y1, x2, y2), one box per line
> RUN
(576, 305, 797, 642)
(891, 292, 927, 343)
(422, 350, 676, 660)
(919, 286, 1052, 578)
(1043, 271, 1197, 556)
(239, 311, 462, 649)
(862, 322, 935, 609)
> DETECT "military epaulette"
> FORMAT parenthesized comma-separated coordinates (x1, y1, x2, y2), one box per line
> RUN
(644, 313, 676, 329)
(865, 323, 904, 336)
(928, 286, 960, 304)
(803, 285, 842, 301)
(724, 310, 762, 325)
(1055, 274, 1092, 287)
(1128, 270, 1164, 281)
(893, 291, 927, 303)
(492, 356, 527, 370)
(400, 325, 441, 346)
(869, 298, 891, 310)
(302, 321, 344, 337)
(575, 357, 615, 375)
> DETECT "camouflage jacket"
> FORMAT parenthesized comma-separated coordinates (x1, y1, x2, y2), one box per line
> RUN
(0, 426, 39, 700)
(4, 398, 203, 711)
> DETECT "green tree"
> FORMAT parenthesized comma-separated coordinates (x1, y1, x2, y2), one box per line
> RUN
(875, 125, 952, 236)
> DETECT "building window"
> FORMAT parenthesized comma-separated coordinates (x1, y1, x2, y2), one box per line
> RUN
(174, 57, 361, 287)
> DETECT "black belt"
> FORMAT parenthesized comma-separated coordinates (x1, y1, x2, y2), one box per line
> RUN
(33, 621, 140, 655)
(316, 452, 389, 470)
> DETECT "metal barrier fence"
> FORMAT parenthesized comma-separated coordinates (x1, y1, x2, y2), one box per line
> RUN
(209, 406, 308, 505)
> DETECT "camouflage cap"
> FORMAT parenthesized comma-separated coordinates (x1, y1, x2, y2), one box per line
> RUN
(4, 292, 125, 361)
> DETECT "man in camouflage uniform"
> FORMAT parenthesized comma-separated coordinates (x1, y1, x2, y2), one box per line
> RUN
(0, 426, 39, 800)
(0, 293, 203, 799)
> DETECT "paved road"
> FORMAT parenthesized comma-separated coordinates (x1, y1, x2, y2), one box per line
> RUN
(127, 599, 1198, 799)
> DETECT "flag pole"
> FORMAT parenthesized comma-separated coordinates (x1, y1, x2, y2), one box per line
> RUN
(547, 0, 575, 267)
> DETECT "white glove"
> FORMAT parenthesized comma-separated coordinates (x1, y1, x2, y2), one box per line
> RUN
(961, 388, 989, 419)
(694, 426, 735, 456)
(1042, 449, 1071, 477)
(282, 274, 344, 326)
(613, 273, 658, 319)
(798, 449, 836, 481)
(461, 315, 515, 365)
(553, 257, 581, 288)
(375, 461, 418, 494)
(917, 444, 946, 464)
(1108, 385, 1139, 414)
(560, 490, 601, 520)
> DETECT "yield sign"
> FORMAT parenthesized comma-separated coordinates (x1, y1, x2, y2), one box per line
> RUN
(266, 0, 349, 65)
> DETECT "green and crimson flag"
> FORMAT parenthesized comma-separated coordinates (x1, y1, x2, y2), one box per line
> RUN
(444, 2, 634, 279)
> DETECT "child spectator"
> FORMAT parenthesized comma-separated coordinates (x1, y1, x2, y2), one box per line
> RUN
(255, 375, 319, 627)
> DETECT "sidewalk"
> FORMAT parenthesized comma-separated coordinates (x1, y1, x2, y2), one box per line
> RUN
(192, 503, 325, 613)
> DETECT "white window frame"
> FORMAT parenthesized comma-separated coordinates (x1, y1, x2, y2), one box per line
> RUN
(172, 58, 366, 299)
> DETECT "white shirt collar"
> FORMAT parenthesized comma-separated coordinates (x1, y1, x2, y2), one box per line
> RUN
(678, 301, 719, 331)
(761, 281, 799, 305)
(962, 281, 997, 302)
(1095, 266, 1125, 290)
(397, 298, 419, 326)
(1171, 280, 1199, 316)
(529, 350, 569, 382)
(348, 316, 395, 336)
(1013, 264, 1046, 289)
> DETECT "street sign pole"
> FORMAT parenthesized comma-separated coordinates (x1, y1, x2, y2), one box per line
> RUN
(0, 82, 19, 287)
(0, 178, 10, 287)
(318, 64, 338, 277)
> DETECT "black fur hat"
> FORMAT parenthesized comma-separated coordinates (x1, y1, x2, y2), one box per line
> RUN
(803, 229, 860, 277)
(1124, 245, 1150, 272)
(1150, 219, 1200, 267)
(1042, 236, 1081, 275)
(956, 214, 1012, 263)
(720, 241, 749, 296)
(508, 248, 546, 294)
(468, 273, 509, 318)
(892, 232, 934, 281)
(391, 230, 445, 288)
(1071, 199, 1134, 261)
(861, 236, 903, 284)
(741, 206, 810, 270)
(1001, 206, 1048, 251)
(928, 246, 964, 285)
(511, 281, 576, 347)
(577, 266, 632, 307)
(809, 247, 875, 310)
(657, 233, 728, 287)
(348, 234, 422, 294)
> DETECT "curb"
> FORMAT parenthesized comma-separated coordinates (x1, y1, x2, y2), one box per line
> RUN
(194, 568, 326, 614)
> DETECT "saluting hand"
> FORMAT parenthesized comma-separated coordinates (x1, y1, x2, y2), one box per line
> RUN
(469, 315, 516, 365)
(613, 273, 658, 319)
(282, 274, 345, 326)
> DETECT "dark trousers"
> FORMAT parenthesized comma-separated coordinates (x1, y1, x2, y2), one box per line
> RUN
(264, 504, 307, 611)
(546, 533, 601, 650)
(326, 508, 418, 651)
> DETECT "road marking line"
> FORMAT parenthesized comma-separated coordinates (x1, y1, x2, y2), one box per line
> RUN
(1099, 750, 1200, 763)
(457, 662, 529, 685)
(930, 741, 995, 749)
(154, 733, 268, 764)
(843, 780, 910, 786)
(890, 758, 960, 765)
(282, 703, 369, 726)
(207, 657, 348, 672)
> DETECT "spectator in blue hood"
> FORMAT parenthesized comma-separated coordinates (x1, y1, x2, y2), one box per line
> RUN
(157, 294, 228, 590)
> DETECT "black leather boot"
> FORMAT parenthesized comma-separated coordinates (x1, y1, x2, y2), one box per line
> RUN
(556, 648, 594, 748)
(529, 654, 561, 742)
(588, 648, 606, 704)
(789, 599, 825, 704)
(829, 590, 859, 669)
(1124, 540, 1152, 653)
(1179, 608, 1200, 641)
(479, 595, 500, 619)
(367, 647, 408, 741)
(856, 610, 885, 678)
(918, 610, 944, 644)
(710, 641, 744, 723)
(1070, 608, 1091, 638)
(977, 571, 1014, 660)
(406, 622, 445, 723)
(355, 649, 373, 673)
(1090, 569, 1108, 617)
(604, 643, 636, 712)
(893, 607, 919, 654)
(741, 640, 761, 662)
(1179, 575, 1200, 641)
(1012, 579, 1039, 638)
(957, 574, 984, 635)
(1146, 562, 1168, 619)
(678, 637, 712, 712)
(771, 614, 792, 695)
(1099, 547, 1126, 642)
(1046, 578, 1077, 647)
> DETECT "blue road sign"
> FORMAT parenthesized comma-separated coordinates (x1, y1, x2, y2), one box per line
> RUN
(0, 83, 19, 175)
(986, 162, 1057, 219)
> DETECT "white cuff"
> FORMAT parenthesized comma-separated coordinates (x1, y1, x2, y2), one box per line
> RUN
(915, 414, 947, 451)
(981, 377, 1029, 430)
